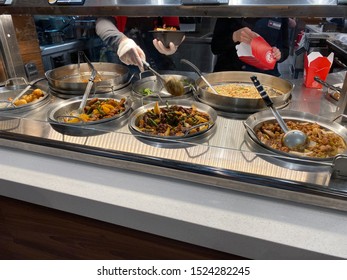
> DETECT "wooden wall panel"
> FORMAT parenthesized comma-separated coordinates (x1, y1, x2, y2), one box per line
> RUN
(0, 195, 246, 260)
(11, 15, 45, 76)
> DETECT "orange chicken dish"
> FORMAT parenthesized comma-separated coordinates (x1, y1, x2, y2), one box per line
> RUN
(64, 97, 126, 123)
(8, 88, 45, 106)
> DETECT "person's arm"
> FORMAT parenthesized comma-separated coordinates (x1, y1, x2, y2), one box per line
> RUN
(95, 17, 126, 49)
(95, 17, 145, 71)
(211, 18, 244, 55)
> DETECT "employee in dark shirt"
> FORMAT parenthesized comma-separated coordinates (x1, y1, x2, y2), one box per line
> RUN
(211, 18, 290, 77)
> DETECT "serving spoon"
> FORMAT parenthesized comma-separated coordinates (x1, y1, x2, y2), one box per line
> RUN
(142, 60, 184, 96)
(3, 77, 46, 108)
(180, 59, 219, 95)
(250, 75, 308, 151)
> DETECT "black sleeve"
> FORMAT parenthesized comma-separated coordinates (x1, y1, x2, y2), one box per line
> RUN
(277, 18, 290, 63)
(211, 18, 243, 55)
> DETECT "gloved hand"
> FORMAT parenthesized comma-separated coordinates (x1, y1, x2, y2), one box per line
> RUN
(117, 38, 146, 71)
(153, 37, 184, 55)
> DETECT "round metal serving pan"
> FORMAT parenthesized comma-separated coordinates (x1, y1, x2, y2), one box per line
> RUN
(243, 109, 347, 162)
(132, 74, 195, 101)
(47, 96, 132, 137)
(196, 71, 294, 113)
(128, 99, 217, 141)
(0, 85, 50, 113)
(45, 62, 130, 95)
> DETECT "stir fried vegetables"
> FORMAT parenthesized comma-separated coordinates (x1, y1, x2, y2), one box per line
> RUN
(256, 120, 346, 158)
(135, 102, 212, 137)
(139, 79, 192, 96)
(65, 97, 126, 123)
(141, 88, 154, 96)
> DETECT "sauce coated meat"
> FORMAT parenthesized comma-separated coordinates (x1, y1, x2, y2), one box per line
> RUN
(65, 98, 126, 123)
(256, 120, 346, 158)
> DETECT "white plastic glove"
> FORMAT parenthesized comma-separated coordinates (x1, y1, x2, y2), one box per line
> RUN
(153, 38, 181, 55)
(117, 38, 146, 71)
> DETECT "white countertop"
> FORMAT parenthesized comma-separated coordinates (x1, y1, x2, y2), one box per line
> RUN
(1, 145, 347, 259)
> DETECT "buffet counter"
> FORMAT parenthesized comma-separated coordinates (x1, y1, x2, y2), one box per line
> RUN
(0, 71, 347, 259)
(1, 145, 347, 260)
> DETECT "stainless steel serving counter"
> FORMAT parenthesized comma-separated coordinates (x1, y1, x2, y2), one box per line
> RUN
(0, 71, 347, 212)
(1, 71, 347, 259)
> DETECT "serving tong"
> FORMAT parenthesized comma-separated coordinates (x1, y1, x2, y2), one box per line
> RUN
(69, 52, 99, 117)
(314, 76, 342, 102)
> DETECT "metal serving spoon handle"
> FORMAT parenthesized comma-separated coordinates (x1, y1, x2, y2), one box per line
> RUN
(251, 75, 308, 150)
(250, 76, 289, 133)
(9, 77, 46, 107)
(180, 59, 219, 95)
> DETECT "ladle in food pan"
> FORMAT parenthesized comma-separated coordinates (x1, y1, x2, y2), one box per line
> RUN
(180, 59, 219, 95)
(142, 60, 184, 96)
(250, 75, 308, 151)
(0, 77, 46, 108)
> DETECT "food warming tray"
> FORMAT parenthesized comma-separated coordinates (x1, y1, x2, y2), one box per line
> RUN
(128, 99, 217, 140)
(0, 83, 51, 113)
(45, 62, 130, 95)
(244, 109, 347, 161)
(131, 73, 195, 101)
(47, 95, 133, 136)
(195, 71, 293, 113)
